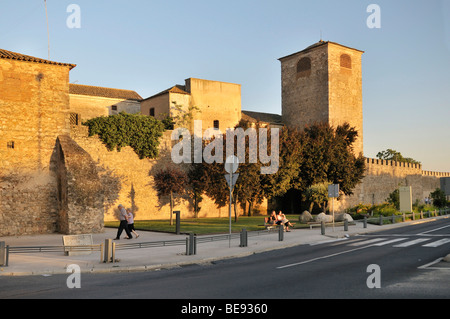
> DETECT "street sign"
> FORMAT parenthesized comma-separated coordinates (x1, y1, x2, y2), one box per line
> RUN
(399, 186, 412, 212)
(225, 155, 239, 174)
(225, 173, 239, 191)
(328, 184, 339, 198)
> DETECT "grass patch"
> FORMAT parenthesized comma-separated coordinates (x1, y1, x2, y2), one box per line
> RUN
(105, 215, 300, 235)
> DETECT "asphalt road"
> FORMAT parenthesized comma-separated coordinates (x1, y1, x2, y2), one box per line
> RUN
(1, 217, 449, 302)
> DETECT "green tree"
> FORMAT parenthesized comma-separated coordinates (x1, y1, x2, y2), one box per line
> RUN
(198, 119, 272, 218)
(430, 188, 448, 208)
(304, 182, 331, 213)
(261, 126, 305, 198)
(299, 123, 365, 196)
(187, 163, 207, 218)
(171, 102, 201, 131)
(386, 189, 400, 209)
(376, 149, 421, 165)
(154, 167, 188, 225)
(83, 112, 165, 159)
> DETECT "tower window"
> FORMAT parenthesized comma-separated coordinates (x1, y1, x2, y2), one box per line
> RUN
(111, 105, 118, 111)
(297, 57, 311, 78)
(340, 54, 352, 69)
(7, 141, 15, 149)
(150, 108, 155, 117)
(213, 120, 219, 129)
(70, 113, 80, 126)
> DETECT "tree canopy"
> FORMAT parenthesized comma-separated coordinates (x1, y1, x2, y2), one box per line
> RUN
(153, 167, 188, 224)
(83, 112, 165, 159)
(190, 121, 365, 216)
(376, 149, 421, 165)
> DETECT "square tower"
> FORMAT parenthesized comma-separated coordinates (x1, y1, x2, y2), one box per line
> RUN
(279, 41, 364, 155)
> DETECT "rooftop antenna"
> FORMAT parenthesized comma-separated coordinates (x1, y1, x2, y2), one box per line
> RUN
(44, 0, 50, 59)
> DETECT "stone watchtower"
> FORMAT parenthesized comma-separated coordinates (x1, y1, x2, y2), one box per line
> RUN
(279, 40, 364, 155)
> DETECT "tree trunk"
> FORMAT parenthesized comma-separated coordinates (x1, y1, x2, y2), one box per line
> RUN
(194, 194, 198, 219)
(234, 194, 238, 222)
(170, 191, 173, 226)
(248, 200, 253, 217)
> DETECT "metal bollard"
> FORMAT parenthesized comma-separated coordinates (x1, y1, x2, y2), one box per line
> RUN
(186, 233, 196, 255)
(100, 243, 104, 263)
(379, 215, 383, 225)
(193, 235, 197, 255)
(112, 242, 116, 263)
(173, 210, 181, 235)
(278, 225, 284, 241)
(321, 221, 325, 235)
(240, 228, 248, 247)
(104, 239, 112, 263)
(363, 216, 367, 228)
(344, 219, 348, 231)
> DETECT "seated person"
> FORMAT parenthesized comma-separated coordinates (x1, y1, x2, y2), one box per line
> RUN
(276, 211, 294, 231)
(266, 211, 277, 225)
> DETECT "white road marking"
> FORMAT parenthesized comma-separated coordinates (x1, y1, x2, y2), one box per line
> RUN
(422, 238, 450, 247)
(418, 224, 450, 235)
(372, 238, 408, 246)
(393, 238, 431, 247)
(348, 238, 386, 246)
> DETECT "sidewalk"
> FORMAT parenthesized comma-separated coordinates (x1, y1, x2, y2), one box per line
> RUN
(0, 220, 438, 276)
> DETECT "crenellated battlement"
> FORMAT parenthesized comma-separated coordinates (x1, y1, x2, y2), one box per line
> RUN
(422, 170, 450, 178)
(365, 157, 421, 170)
(364, 157, 450, 177)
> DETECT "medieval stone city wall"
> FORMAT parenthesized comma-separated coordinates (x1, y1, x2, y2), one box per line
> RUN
(1, 43, 448, 237)
(338, 157, 448, 210)
(0, 58, 72, 236)
(70, 125, 264, 223)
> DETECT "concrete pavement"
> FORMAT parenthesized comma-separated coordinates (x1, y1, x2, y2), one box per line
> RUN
(0, 219, 444, 276)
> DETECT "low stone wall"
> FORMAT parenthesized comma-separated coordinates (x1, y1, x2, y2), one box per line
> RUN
(0, 171, 59, 236)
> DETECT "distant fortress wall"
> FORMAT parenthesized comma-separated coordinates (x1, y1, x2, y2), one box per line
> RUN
(337, 157, 450, 210)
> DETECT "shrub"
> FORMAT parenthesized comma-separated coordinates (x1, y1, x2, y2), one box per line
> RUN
(83, 112, 165, 159)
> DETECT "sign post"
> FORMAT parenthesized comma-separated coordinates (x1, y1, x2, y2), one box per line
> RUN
(328, 184, 339, 231)
(399, 186, 412, 212)
(225, 155, 239, 248)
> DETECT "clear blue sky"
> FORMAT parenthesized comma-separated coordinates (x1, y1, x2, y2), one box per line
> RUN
(1, 0, 449, 171)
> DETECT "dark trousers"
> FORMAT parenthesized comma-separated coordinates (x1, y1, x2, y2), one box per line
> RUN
(116, 220, 132, 239)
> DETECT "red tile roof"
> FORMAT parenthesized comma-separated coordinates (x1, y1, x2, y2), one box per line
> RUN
(0, 48, 76, 69)
(69, 84, 142, 101)
(142, 85, 190, 101)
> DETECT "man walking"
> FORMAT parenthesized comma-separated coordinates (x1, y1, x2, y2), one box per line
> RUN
(114, 204, 133, 240)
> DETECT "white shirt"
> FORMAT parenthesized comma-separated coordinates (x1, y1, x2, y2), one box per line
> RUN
(127, 212, 134, 224)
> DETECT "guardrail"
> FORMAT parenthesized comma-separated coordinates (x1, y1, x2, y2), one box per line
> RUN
(0, 227, 285, 267)
(0, 244, 104, 267)
(360, 208, 450, 226)
(2, 210, 447, 267)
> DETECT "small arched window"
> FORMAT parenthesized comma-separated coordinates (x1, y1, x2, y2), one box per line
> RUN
(297, 57, 311, 78)
(340, 54, 352, 69)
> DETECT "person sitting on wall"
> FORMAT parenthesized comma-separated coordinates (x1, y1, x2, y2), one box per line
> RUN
(265, 211, 277, 225)
(276, 211, 294, 232)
